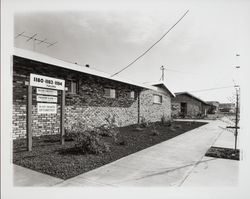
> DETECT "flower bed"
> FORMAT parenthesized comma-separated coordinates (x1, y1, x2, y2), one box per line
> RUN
(205, 146, 240, 160)
(13, 121, 206, 179)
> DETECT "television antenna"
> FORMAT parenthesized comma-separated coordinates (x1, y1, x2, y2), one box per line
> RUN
(15, 31, 58, 51)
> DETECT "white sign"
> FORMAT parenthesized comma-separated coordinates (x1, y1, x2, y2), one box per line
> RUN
(37, 95, 57, 103)
(37, 88, 58, 96)
(30, 74, 65, 90)
(37, 103, 57, 114)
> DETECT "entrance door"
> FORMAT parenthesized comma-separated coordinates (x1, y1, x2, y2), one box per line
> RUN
(180, 102, 187, 116)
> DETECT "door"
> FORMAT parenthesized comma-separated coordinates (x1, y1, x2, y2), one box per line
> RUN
(180, 102, 187, 116)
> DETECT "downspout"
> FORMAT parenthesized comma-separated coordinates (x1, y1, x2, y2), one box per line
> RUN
(137, 90, 141, 124)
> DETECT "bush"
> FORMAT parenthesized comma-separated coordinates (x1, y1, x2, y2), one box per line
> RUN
(160, 115, 172, 127)
(97, 114, 120, 144)
(65, 121, 110, 154)
(140, 116, 150, 128)
(74, 130, 110, 155)
(150, 123, 160, 136)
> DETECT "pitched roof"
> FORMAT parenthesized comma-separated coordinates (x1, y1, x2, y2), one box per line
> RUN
(174, 92, 209, 105)
(14, 48, 160, 91)
(150, 81, 175, 98)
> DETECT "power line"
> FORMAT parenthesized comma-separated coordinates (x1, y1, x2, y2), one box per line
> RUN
(186, 85, 235, 93)
(111, 10, 189, 77)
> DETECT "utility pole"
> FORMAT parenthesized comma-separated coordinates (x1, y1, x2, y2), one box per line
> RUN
(160, 65, 166, 81)
(234, 87, 240, 151)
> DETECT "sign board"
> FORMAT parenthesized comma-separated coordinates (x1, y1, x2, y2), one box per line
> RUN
(37, 95, 57, 103)
(37, 103, 57, 114)
(30, 74, 65, 90)
(37, 88, 58, 96)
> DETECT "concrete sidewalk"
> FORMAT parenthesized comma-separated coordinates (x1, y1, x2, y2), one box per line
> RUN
(182, 121, 239, 186)
(13, 165, 63, 186)
(55, 120, 225, 187)
(14, 119, 238, 187)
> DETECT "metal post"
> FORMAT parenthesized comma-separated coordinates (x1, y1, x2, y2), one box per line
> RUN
(27, 85, 32, 151)
(60, 90, 65, 145)
(137, 90, 140, 124)
(235, 89, 239, 151)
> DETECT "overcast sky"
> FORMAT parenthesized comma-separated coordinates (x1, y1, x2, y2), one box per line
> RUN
(13, 0, 250, 103)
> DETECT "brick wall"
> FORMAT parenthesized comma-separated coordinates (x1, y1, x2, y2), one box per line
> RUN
(13, 56, 172, 139)
(140, 89, 171, 122)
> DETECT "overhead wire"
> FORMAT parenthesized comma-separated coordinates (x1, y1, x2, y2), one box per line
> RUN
(185, 85, 235, 93)
(111, 9, 190, 77)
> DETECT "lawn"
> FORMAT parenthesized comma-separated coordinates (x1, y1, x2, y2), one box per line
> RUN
(13, 121, 206, 179)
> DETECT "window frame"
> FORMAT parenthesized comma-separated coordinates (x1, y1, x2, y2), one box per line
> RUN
(104, 88, 116, 98)
(129, 91, 135, 100)
(153, 94, 163, 104)
(67, 80, 79, 94)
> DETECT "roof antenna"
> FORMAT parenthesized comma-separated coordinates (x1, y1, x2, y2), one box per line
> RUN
(15, 31, 58, 51)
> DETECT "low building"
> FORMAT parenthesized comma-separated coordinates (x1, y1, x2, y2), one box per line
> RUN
(171, 92, 210, 118)
(12, 48, 175, 139)
(206, 101, 220, 114)
(219, 103, 235, 113)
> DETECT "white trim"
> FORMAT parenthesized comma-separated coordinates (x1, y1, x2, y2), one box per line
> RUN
(14, 48, 158, 91)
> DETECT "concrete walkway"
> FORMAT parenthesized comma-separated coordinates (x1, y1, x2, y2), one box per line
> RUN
(182, 120, 239, 187)
(13, 165, 63, 186)
(14, 119, 239, 187)
(55, 119, 226, 187)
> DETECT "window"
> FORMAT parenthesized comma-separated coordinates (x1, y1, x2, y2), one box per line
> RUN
(153, 95, 162, 104)
(67, 80, 79, 94)
(104, 88, 116, 98)
(130, 91, 135, 99)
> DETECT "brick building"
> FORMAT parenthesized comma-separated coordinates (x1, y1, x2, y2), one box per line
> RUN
(171, 92, 210, 118)
(13, 48, 175, 139)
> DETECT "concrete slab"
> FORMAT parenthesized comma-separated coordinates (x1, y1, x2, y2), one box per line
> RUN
(213, 130, 237, 149)
(182, 156, 239, 187)
(181, 118, 240, 187)
(13, 165, 63, 186)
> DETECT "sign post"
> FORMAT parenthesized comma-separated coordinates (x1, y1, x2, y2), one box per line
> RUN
(27, 85, 32, 151)
(27, 74, 65, 151)
(60, 90, 65, 145)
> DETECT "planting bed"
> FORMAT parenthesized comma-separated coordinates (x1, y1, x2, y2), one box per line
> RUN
(205, 146, 240, 160)
(13, 121, 206, 179)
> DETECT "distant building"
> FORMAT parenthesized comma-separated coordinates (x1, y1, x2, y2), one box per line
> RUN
(219, 103, 235, 113)
(206, 101, 220, 114)
(171, 92, 210, 118)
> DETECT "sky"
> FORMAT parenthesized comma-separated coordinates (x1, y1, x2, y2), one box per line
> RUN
(13, 0, 250, 103)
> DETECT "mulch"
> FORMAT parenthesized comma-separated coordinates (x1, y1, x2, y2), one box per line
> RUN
(13, 121, 206, 180)
(205, 146, 240, 160)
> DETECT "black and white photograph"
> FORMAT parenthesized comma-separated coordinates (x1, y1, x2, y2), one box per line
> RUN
(1, 0, 250, 198)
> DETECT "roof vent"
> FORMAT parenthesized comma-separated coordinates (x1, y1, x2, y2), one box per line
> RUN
(85, 64, 90, 68)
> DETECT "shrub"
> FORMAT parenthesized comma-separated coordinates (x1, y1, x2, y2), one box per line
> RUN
(150, 123, 160, 136)
(65, 121, 110, 154)
(160, 115, 172, 127)
(140, 116, 150, 128)
(74, 130, 110, 155)
(97, 114, 120, 144)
